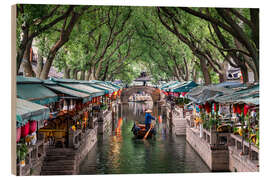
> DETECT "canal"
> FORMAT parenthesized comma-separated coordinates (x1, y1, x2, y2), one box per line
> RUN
(79, 102, 210, 174)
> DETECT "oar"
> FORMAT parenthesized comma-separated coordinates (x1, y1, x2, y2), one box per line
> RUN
(143, 119, 156, 139)
(143, 124, 153, 140)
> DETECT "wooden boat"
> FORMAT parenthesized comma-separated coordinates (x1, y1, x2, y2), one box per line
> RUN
(131, 122, 156, 139)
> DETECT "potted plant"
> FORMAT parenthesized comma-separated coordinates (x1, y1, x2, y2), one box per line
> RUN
(17, 144, 28, 167)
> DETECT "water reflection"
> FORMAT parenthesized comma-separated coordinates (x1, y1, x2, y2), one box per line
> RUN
(79, 102, 210, 174)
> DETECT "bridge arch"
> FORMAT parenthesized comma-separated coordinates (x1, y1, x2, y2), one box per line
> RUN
(120, 86, 161, 104)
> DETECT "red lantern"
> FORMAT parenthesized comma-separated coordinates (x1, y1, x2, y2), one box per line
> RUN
(29, 120, 37, 134)
(244, 104, 250, 116)
(21, 122, 30, 138)
(182, 92, 188, 96)
(214, 103, 217, 111)
(16, 127, 21, 143)
(199, 105, 202, 110)
(233, 104, 237, 113)
(236, 104, 242, 115)
(205, 102, 211, 113)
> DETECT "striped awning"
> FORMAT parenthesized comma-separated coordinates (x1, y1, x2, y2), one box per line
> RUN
(16, 98, 50, 127)
(58, 83, 105, 97)
(17, 83, 58, 105)
(45, 85, 91, 103)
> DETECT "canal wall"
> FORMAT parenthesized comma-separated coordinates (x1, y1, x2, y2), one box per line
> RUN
(228, 146, 259, 172)
(98, 110, 112, 134)
(74, 127, 98, 173)
(163, 103, 186, 136)
(186, 126, 229, 171)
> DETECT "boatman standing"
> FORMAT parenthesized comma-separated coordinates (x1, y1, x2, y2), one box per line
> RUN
(145, 109, 155, 131)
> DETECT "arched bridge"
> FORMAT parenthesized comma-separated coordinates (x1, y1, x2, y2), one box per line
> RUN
(120, 86, 161, 104)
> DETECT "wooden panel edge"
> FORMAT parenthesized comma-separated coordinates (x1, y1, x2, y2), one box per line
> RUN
(11, 4, 17, 176)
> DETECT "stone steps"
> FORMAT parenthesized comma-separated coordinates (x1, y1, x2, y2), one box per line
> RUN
(40, 148, 77, 175)
(42, 165, 75, 171)
(40, 170, 74, 175)
(43, 159, 75, 166)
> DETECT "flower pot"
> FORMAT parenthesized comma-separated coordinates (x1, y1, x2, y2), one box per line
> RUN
(20, 160, 25, 167)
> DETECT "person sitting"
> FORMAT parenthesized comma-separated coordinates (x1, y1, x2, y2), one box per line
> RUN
(145, 109, 155, 131)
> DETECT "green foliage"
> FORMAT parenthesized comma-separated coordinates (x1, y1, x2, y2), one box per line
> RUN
(17, 5, 258, 83)
(17, 143, 28, 161)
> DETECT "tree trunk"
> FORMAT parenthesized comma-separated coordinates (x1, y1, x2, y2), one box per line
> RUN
(36, 54, 44, 78)
(72, 69, 79, 80)
(16, 24, 29, 74)
(219, 61, 228, 83)
(39, 11, 82, 80)
(80, 70, 85, 80)
(240, 65, 249, 83)
(192, 66, 198, 83)
(199, 57, 211, 85)
(21, 39, 35, 77)
(64, 67, 71, 79)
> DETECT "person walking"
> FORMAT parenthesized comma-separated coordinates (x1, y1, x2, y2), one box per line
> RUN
(145, 109, 155, 131)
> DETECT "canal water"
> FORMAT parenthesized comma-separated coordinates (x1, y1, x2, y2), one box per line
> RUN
(79, 102, 210, 174)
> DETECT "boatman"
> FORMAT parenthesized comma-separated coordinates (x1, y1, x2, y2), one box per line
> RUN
(145, 109, 155, 131)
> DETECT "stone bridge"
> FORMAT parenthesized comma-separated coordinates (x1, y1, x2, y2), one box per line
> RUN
(120, 86, 161, 104)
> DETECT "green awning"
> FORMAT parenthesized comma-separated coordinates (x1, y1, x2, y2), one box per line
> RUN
(58, 83, 105, 97)
(17, 76, 42, 84)
(45, 85, 92, 103)
(160, 81, 180, 90)
(88, 83, 114, 94)
(94, 82, 118, 92)
(17, 83, 58, 105)
(170, 81, 198, 93)
(106, 81, 121, 90)
(16, 98, 50, 127)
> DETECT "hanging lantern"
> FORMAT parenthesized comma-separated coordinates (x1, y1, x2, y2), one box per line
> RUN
(16, 127, 21, 143)
(244, 104, 250, 116)
(21, 122, 30, 138)
(214, 103, 217, 112)
(236, 104, 242, 115)
(233, 104, 237, 113)
(182, 92, 188, 97)
(29, 120, 37, 134)
(205, 102, 211, 113)
(63, 99, 68, 112)
(70, 99, 74, 110)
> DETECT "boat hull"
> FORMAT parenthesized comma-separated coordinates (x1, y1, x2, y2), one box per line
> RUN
(131, 123, 156, 139)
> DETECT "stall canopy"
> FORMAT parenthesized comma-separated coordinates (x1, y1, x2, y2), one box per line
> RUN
(106, 81, 121, 90)
(45, 84, 92, 103)
(16, 98, 50, 127)
(58, 83, 105, 97)
(77, 80, 112, 94)
(160, 81, 180, 90)
(17, 76, 58, 105)
(92, 81, 118, 92)
(186, 84, 235, 104)
(87, 81, 115, 94)
(215, 84, 259, 105)
(167, 81, 198, 92)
